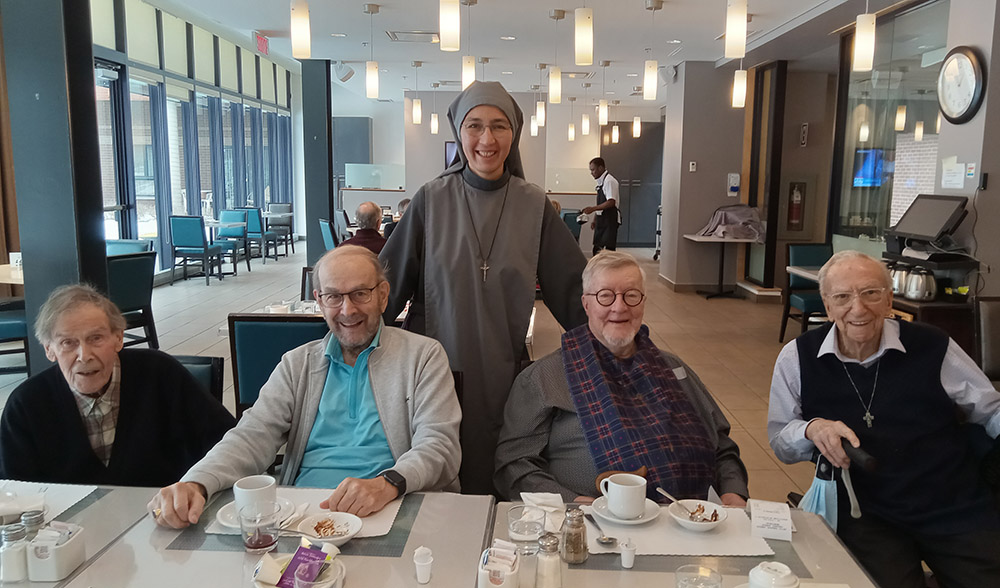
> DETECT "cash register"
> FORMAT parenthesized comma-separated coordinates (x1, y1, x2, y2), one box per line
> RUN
(885, 194, 975, 263)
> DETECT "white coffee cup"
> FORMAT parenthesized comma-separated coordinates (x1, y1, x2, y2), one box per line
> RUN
(233, 474, 277, 513)
(599, 473, 647, 520)
(748, 562, 800, 588)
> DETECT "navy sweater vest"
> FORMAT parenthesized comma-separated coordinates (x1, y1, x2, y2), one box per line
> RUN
(797, 321, 995, 534)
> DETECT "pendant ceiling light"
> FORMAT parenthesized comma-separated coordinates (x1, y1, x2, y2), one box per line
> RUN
(411, 61, 422, 124)
(859, 121, 870, 143)
(581, 83, 591, 135)
(461, 0, 477, 89)
(536, 68, 547, 126)
(852, 1, 875, 72)
(725, 0, 747, 59)
(611, 100, 620, 143)
(914, 121, 924, 142)
(364, 4, 380, 99)
(530, 114, 539, 137)
(936, 111, 942, 134)
(732, 62, 747, 108)
(632, 116, 641, 138)
(598, 61, 610, 126)
(643, 1, 661, 101)
(575, 6, 593, 66)
(430, 82, 440, 134)
(440, 0, 460, 51)
(568, 97, 576, 141)
(895, 105, 906, 131)
(290, 0, 311, 59)
(549, 10, 564, 104)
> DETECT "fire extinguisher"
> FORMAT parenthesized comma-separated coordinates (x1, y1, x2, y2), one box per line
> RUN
(788, 186, 803, 230)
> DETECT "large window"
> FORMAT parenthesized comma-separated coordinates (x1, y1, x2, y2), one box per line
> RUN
(95, 70, 121, 237)
(165, 96, 189, 216)
(222, 99, 237, 209)
(129, 79, 158, 240)
(832, 0, 949, 247)
(195, 93, 215, 216)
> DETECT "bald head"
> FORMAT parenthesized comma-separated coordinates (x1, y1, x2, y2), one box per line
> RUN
(313, 245, 387, 290)
(355, 201, 382, 230)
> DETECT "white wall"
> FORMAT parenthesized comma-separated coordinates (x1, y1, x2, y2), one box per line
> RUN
(332, 85, 404, 166)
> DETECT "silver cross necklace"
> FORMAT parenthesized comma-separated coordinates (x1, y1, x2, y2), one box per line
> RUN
(842, 360, 880, 428)
(462, 180, 511, 283)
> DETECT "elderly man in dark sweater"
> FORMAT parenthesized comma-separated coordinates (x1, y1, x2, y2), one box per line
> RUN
(339, 201, 387, 254)
(0, 285, 234, 486)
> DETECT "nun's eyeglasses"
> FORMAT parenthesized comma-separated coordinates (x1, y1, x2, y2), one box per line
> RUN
(462, 122, 513, 136)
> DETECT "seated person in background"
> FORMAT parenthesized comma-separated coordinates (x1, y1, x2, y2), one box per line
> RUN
(0, 285, 235, 486)
(495, 251, 748, 505)
(769, 250, 1000, 588)
(339, 201, 387, 254)
(150, 245, 461, 528)
(382, 198, 410, 240)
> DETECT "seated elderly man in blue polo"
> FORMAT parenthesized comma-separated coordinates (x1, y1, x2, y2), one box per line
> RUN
(150, 245, 461, 528)
(769, 250, 1000, 588)
(0, 284, 235, 486)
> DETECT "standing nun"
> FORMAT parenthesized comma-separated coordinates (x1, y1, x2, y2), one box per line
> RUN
(380, 81, 587, 495)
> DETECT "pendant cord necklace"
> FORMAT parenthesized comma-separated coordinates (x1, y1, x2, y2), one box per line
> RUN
(843, 359, 880, 428)
(462, 180, 511, 282)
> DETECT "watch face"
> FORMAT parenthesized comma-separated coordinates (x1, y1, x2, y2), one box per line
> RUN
(937, 47, 984, 124)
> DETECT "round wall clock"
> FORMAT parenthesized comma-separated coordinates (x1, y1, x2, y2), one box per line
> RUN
(937, 45, 986, 125)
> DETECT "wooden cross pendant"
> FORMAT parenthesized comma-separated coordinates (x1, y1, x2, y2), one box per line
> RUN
(863, 411, 874, 428)
(480, 262, 490, 282)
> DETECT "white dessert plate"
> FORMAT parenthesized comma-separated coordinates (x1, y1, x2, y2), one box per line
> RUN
(591, 496, 661, 525)
(216, 497, 295, 529)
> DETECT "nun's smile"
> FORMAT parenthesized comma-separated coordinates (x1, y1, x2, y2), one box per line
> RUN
(460, 105, 513, 181)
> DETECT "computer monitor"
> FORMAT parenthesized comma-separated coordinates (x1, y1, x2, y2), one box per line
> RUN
(889, 194, 968, 242)
(852, 149, 884, 188)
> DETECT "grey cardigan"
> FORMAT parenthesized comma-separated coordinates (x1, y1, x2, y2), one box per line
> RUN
(182, 325, 462, 496)
(494, 349, 749, 501)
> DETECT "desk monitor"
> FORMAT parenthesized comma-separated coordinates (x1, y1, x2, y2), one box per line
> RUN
(889, 194, 968, 242)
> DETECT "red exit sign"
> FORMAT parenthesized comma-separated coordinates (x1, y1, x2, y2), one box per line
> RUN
(254, 31, 269, 55)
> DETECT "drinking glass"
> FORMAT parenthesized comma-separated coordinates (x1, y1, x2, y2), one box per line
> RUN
(293, 560, 345, 588)
(239, 501, 281, 554)
(507, 505, 545, 555)
(675, 565, 723, 588)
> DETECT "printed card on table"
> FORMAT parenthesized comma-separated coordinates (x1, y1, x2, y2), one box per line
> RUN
(748, 498, 793, 542)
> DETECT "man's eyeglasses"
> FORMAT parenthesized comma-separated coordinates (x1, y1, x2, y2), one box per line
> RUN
(825, 287, 886, 307)
(461, 122, 513, 137)
(584, 289, 645, 307)
(316, 283, 382, 308)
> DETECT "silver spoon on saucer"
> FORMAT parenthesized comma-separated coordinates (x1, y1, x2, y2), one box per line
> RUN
(584, 512, 618, 547)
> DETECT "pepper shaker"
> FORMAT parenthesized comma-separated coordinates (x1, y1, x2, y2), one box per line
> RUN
(560, 508, 588, 564)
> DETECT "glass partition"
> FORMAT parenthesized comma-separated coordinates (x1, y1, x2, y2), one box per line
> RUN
(345, 164, 406, 190)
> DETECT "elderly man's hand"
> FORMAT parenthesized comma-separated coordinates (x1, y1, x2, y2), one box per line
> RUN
(805, 418, 860, 469)
(720, 493, 747, 507)
(148, 482, 207, 529)
(573, 496, 596, 505)
(320, 477, 398, 517)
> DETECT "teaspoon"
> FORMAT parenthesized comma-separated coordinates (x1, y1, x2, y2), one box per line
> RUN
(584, 512, 618, 547)
(655, 487, 705, 521)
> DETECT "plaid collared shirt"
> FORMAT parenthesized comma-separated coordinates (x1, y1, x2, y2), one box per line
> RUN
(70, 362, 121, 466)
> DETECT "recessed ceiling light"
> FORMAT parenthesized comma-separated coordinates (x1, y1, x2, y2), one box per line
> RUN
(331, 33, 347, 37)
(605, 91, 615, 95)
(626, 73, 639, 77)
(381, 69, 388, 73)
(666, 39, 681, 44)
(501, 71, 513, 75)
(500, 36, 516, 41)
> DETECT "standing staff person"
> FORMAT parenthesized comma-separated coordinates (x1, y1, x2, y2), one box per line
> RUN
(380, 81, 587, 495)
(584, 157, 620, 255)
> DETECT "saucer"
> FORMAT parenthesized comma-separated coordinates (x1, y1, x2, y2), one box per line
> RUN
(591, 496, 661, 525)
(216, 496, 295, 529)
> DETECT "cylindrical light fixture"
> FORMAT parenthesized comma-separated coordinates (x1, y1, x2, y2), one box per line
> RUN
(536, 101, 546, 127)
(732, 69, 747, 108)
(852, 13, 876, 72)
(430, 112, 439, 134)
(895, 105, 906, 131)
(440, 0, 460, 51)
(366, 61, 379, 99)
(412, 98, 422, 125)
(530, 115, 539, 137)
(568, 123, 576, 142)
(643, 60, 658, 101)
(914, 121, 924, 142)
(612, 124, 620, 143)
(290, 0, 311, 59)
(859, 121, 870, 143)
(581, 113, 591, 136)
(598, 100, 608, 126)
(462, 55, 475, 89)
(632, 116, 641, 138)
(574, 8, 593, 66)
(936, 112, 942, 134)
(725, 0, 747, 59)
(549, 66, 562, 103)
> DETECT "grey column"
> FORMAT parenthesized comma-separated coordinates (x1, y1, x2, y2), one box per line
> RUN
(1, 0, 107, 373)
(300, 59, 334, 266)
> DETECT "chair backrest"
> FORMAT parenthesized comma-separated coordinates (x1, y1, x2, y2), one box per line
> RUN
(301, 266, 315, 301)
(319, 218, 339, 249)
(169, 215, 209, 249)
(267, 203, 293, 228)
(106, 239, 153, 256)
(787, 243, 833, 289)
(173, 354, 225, 403)
(978, 296, 1000, 381)
(228, 313, 331, 417)
(335, 209, 351, 241)
(106, 251, 157, 313)
(216, 209, 247, 239)
(238, 207, 266, 234)
(561, 210, 582, 242)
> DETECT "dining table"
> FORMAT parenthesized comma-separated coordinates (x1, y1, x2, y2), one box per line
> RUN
(0, 263, 24, 285)
(683, 234, 759, 299)
(786, 265, 821, 283)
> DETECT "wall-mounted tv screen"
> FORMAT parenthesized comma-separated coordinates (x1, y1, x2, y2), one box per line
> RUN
(445, 141, 458, 169)
(853, 148, 884, 188)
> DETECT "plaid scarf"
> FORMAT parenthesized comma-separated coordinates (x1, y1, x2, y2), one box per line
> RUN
(561, 324, 716, 500)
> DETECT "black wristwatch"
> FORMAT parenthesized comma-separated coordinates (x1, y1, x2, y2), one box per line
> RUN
(381, 470, 406, 497)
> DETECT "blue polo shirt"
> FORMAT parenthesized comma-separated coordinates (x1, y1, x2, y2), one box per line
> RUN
(294, 325, 395, 488)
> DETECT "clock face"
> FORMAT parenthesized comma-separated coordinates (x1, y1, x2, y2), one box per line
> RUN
(937, 46, 985, 124)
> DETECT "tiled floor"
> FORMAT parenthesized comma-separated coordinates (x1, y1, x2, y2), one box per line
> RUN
(0, 246, 814, 502)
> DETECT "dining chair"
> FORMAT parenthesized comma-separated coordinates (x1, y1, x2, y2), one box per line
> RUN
(318, 218, 339, 250)
(779, 243, 833, 342)
(335, 209, 352, 243)
(173, 354, 225, 404)
(0, 299, 28, 374)
(267, 202, 294, 255)
(228, 313, 331, 418)
(300, 266, 315, 301)
(105, 239, 153, 256)
(214, 209, 251, 274)
(238, 207, 279, 263)
(107, 250, 159, 349)
(168, 215, 224, 285)
(561, 209, 582, 242)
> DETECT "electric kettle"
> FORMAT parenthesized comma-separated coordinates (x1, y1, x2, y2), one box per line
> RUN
(890, 263, 910, 295)
(904, 268, 937, 301)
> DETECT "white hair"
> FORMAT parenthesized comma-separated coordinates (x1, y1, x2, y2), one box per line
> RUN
(817, 250, 891, 295)
(582, 251, 646, 293)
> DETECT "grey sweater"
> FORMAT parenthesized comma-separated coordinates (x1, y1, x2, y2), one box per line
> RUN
(494, 349, 749, 502)
(182, 326, 462, 496)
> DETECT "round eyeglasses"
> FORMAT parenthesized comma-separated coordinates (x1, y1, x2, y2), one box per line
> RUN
(584, 289, 645, 307)
(316, 283, 382, 308)
(825, 287, 886, 307)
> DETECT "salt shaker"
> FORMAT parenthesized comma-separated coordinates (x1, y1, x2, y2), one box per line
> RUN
(21, 510, 44, 540)
(0, 523, 29, 583)
(560, 508, 588, 564)
(534, 533, 562, 588)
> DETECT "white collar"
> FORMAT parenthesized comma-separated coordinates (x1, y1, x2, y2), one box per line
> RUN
(595, 171, 608, 184)
(817, 318, 905, 367)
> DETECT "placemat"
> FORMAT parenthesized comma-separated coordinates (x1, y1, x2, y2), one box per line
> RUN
(167, 491, 423, 558)
(571, 539, 811, 577)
